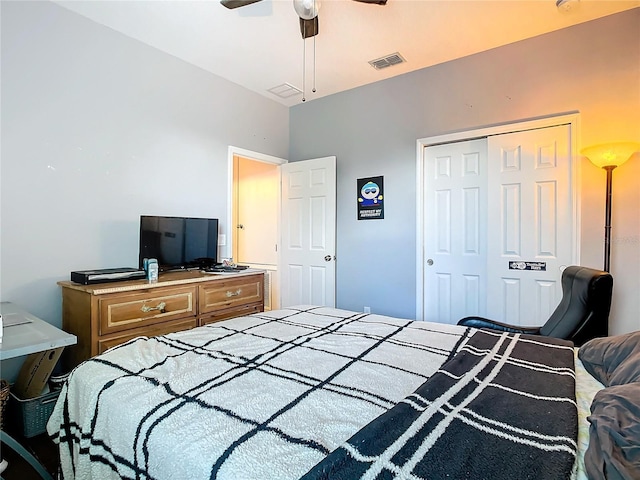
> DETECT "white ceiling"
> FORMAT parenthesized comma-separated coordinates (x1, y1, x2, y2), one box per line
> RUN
(55, 0, 639, 107)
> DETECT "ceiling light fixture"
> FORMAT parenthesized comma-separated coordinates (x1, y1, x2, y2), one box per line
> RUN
(293, 0, 320, 20)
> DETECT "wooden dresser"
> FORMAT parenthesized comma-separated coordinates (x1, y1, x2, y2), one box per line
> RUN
(58, 270, 264, 369)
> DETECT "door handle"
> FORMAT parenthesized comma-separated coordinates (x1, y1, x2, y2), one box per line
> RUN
(427, 259, 434, 266)
(237, 224, 244, 230)
(324, 255, 336, 262)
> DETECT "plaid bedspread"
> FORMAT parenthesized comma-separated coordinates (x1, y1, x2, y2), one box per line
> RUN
(303, 329, 578, 480)
(47, 306, 471, 480)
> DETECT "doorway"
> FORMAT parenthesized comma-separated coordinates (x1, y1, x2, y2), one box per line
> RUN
(416, 114, 581, 324)
(227, 148, 338, 311)
(228, 147, 286, 310)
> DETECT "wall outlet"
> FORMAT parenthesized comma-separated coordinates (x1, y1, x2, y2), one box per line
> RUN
(364, 306, 371, 313)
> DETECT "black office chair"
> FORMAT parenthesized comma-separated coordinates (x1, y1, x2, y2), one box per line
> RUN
(457, 266, 613, 346)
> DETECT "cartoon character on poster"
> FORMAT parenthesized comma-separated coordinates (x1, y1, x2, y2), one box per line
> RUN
(357, 176, 384, 220)
(359, 181, 382, 206)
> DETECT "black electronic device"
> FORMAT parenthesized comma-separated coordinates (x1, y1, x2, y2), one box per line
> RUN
(201, 265, 249, 274)
(139, 215, 220, 272)
(71, 268, 146, 285)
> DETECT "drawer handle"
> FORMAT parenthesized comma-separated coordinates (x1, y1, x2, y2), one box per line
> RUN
(141, 301, 166, 313)
(226, 289, 242, 298)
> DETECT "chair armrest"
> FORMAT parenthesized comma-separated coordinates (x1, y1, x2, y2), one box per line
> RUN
(457, 316, 542, 335)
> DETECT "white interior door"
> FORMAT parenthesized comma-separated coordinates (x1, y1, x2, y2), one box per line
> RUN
(280, 156, 336, 307)
(486, 124, 573, 326)
(423, 139, 488, 324)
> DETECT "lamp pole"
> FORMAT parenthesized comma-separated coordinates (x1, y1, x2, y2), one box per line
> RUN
(602, 165, 616, 273)
(582, 142, 638, 274)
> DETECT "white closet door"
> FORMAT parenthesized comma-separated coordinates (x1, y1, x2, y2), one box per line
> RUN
(486, 124, 573, 326)
(423, 139, 488, 324)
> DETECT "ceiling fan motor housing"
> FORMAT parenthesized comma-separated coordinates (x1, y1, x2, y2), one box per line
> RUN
(300, 17, 319, 39)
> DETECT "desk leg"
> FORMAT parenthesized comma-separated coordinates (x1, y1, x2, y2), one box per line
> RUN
(0, 431, 53, 480)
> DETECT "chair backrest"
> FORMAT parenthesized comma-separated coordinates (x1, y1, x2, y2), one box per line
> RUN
(540, 265, 613, 346)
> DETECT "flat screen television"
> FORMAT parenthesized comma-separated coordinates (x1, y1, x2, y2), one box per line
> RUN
(139, 215, 219, 271)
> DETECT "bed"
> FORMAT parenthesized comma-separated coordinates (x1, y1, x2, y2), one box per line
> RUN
(47, 306, 607, 480)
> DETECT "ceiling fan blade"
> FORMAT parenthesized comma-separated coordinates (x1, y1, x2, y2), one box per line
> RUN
(220, 0, 263, 9)
(352, 0, 387, 4)
(299, 16, 319, 39)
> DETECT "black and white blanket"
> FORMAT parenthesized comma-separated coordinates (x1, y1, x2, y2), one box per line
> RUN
(47, 306, 577, 480)
(47, 306, 469, 479)
(303, 329, 578, 480)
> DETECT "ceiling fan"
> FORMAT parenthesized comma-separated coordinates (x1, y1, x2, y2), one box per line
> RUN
(221, 0, 388, 39)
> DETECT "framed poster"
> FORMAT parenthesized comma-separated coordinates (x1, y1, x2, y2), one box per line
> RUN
(357, 176, 384, 220)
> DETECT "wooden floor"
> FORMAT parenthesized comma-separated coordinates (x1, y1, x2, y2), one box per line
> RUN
(1, 431, 58, 480)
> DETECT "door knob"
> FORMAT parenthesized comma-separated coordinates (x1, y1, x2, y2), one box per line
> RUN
(427, 259, 434, 266)
(237, 224, 244, 229)
(324, 255, 335, 262)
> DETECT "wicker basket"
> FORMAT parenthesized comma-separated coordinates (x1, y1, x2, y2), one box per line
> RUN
(9, 390, 61, 438)
(0, 380, 9, 430)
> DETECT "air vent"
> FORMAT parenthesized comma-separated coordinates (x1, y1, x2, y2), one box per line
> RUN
(369, 52, 406, 70)
(268, 83, 302, 99)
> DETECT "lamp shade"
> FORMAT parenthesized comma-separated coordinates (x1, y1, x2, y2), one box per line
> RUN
(293, 0, 320, 20)
(581, 142, 640, 168)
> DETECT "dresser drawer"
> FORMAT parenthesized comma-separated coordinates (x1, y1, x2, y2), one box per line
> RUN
(99, 286, 197, 335)
(98, 317, 197, 354)
(199, 274, 263, 314)
(199, 302, 263, 327)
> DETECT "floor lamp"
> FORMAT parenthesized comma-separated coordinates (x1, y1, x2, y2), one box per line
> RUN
(581, 142, 639, 272)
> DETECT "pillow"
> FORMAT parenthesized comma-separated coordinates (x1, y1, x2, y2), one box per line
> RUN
(584, 383, 640, 480)
(578, 331, 640, 386)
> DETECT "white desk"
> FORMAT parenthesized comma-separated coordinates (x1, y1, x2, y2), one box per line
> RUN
(0, 302, 76, 480)
(0, 302, 77, 360)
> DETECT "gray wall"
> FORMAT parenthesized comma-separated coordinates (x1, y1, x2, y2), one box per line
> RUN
(290, 9, 640, 335)
(0, 1, 289, 377)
